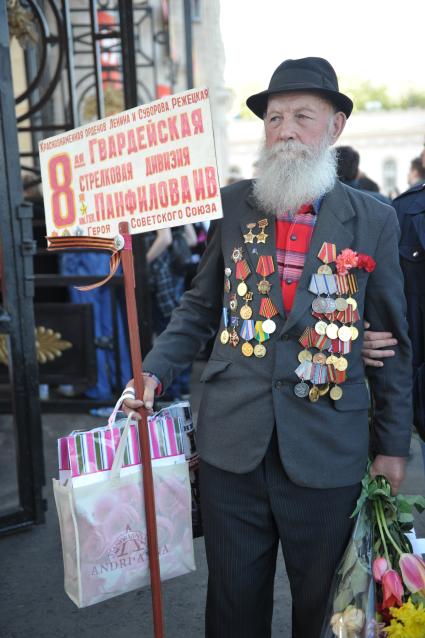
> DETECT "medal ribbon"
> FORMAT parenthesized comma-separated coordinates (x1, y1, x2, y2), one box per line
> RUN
(312, 364, 328, 384)
(318, 242, 337, 264)
(235, 259, 251, 281)
(335, 370, 347, 384)
(335, 275, 349, 295)
(330, 338, 352, 354)
(240, 319, 255, 340)
(295, 361, 312, 381)
(47, 235, 121, 291)
(259, 297, 279, 319)
(327, 364, 337, 382)
(255, 321, 269, 343)
(256, 255, 275, 277)
(222, 307, 229, 328)
(347, 273, 358, 294)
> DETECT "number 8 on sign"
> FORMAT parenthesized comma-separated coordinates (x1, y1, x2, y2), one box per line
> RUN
(48, 154, 76, 228)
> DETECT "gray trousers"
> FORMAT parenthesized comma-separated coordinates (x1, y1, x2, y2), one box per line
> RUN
(199, 430, 360, 638)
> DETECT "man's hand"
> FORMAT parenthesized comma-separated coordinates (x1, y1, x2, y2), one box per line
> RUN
(362, 320, 398, 368)
(122, 374, 159, 418)
(370, 455, 406, 495)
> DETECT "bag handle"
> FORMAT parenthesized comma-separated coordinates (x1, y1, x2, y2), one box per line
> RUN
(107, 394, 128, 428)
(111, 411, 137, 479)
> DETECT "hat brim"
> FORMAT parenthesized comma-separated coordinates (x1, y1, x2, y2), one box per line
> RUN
(246, 86, 353, 119)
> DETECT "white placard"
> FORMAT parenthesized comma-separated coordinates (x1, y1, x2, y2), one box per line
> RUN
(39, 88, 223, 238)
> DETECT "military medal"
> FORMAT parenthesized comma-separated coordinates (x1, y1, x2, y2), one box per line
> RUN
(259, 297, 278, 334)
(229, 317, 240, 348)
(309, 385, 320, 402)
(240, 319, 255, 356)
(330, 385, 343, 400)
(236, 259, 251, 297)
(317, 242, 337, 274)
(293, 381, 308, 398)
(256, 219, 269, 243)
(351, 326, 359, 340)
(243, 223, 257, 244)
(315, 320, 327, 336)
(229, 294, 238, 312)
(254, 320, 269, 358)
(312, 352, 327, 365)
(326, 318, 339, 340)
(224, 277, 231, 293)
(240, 292, 253, 319)
(225, 267, 232, 277)
(298, 327, 313, 363)
(231, 247, 243, 263)
(220, 308, 230, 344)
(256, 255, 274, 295)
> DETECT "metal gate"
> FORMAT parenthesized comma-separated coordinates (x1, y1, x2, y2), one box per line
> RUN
(0, 0, 193, 533)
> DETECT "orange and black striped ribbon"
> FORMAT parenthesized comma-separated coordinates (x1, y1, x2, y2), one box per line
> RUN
(46, 235, 121, 291)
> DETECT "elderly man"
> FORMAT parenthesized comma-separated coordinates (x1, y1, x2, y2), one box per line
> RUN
(124, 57, 412, 638)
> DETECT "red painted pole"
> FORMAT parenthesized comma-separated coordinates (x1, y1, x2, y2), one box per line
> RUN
(119, 222, 164, 637)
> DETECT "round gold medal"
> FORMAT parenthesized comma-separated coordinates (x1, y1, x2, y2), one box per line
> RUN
(237, 282, 248, 297)
(338, 325, 352, 342)
(298, 349, 313, 363)
(335, 297, 348, 311)
(317, 264, 333, 275)
(242, 342, 254, 357)
(351, 326, 359, 340)
(309, 386, 320, 402)
(335, 356, 348, 371)
(330, 385, 343, 400)
(240, 305, 252, 320)
(220, 329, 230, 344)
(312, 352, 327, 364)
(346, 297, 358, 310)
(326, 323, 339, 339)
(254, 343, 267, 358)
(326, 354, 338, 365)
(315, 320, 327, 336)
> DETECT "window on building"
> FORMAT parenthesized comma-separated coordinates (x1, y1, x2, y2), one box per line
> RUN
(382, 158, 397, 195)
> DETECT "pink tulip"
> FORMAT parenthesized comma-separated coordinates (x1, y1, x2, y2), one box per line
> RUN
(372, 557, 388, 582)
(381, 569, 403, 608)
(399, 553, 425, 595)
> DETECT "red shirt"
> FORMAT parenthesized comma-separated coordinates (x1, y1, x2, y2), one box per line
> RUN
(275, 204, 318, 313)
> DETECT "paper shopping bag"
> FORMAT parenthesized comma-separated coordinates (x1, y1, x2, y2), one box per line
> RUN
(53, 417, 195, 607)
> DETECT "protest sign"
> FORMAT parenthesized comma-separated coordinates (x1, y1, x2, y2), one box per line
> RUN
(39, 88, 223, 238)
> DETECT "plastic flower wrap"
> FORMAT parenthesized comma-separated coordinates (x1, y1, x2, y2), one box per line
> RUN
(320, 469, 425, 638)
(320, 501, 375, 638)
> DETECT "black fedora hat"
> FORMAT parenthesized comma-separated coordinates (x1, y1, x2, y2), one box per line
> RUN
(246, 57, 353, 119)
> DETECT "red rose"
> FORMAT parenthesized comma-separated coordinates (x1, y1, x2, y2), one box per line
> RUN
(357, 253, 376, 272)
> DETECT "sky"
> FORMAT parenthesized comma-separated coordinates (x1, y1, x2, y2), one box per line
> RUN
(220, 0, 424, 98)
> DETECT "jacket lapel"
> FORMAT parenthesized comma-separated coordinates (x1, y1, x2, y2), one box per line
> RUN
(282, 182, 356, 334)
(240, 188, 286, 320)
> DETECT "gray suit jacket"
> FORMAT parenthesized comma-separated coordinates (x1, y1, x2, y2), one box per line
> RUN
(144, 179, 413, 488)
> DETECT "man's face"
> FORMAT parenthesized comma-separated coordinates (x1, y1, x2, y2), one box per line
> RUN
(264, 92, 346, 150)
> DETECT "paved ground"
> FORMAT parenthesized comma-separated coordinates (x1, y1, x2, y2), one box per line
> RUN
(0, 361, 424, 637)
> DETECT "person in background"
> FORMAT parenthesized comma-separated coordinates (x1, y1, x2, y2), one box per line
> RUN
(123, 57, 412, 638)
(392, 154, 425, 466)
(407, 156, 425, 187)
(336, 145, 391, 204)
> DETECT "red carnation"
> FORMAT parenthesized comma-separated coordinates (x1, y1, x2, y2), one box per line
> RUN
(357, 253, 376, 272)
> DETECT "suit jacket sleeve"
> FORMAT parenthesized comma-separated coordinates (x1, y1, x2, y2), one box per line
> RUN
(365, 208, 413, 457)
(143, 219, 224, 390)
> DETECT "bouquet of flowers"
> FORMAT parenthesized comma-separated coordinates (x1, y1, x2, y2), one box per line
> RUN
(320, 469, 425, 638)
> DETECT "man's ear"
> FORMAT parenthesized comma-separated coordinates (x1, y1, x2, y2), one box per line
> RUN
(330, 111, 347, 144)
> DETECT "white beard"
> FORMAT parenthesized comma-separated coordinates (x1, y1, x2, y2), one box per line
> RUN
(253, 137, 337, 216)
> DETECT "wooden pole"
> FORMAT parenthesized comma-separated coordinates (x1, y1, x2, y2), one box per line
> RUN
(119, 222, 164, 637)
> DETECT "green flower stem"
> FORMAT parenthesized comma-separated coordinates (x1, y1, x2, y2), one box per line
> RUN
(374, 500, 391, 567)
(377, 500, 403, 557)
